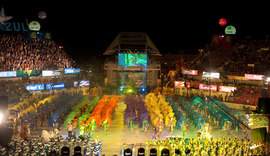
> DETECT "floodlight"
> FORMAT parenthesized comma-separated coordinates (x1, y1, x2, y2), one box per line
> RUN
(0, 113, 3, 124)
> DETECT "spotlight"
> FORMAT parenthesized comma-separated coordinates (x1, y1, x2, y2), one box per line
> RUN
(0, 113, 3, 124)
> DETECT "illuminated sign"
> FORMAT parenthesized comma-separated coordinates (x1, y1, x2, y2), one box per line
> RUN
(175, 81, 185, 88)
(225, 26, 236, 34)
(79, 80, 89, 86)
(0, 22, 28, 31)
(182, 69, 198, 75)
(218, 86, 237, 92)
(26, 84, 44, 91)
(64, 68, 81, 74)
(42, 70, 60, 76)
(28, 21, 41, 31)
(245, 74, 264, 80)
(74, 81, 79, 87)
(0, 71, 16, 78)
(199, 84, 217, 91)
(46, 83, 65, 90)
(202, 72, 220, 78)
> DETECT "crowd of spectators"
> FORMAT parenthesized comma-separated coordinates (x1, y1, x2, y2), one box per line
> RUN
(0, 34, 80, 99)
(222, 42, 270, 76)
(0, 34, 76, 71)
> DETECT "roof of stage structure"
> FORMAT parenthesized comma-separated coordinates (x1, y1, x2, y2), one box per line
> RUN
(103, 32, 162, 56)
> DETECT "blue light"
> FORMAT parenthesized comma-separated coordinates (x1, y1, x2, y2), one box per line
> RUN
(142, 88, 145, 91)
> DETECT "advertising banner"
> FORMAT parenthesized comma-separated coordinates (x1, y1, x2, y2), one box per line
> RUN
(28, 21, 41, 31)
(199, 84, 217, 91)
(64, 68, 81, 74)
(225, 26, 236, 34)
(118, 54, 147, 66)
(202, 72, 220, 78)
(118, 72, 145, 88)
(79, 80, 89, 86)
(16, 70, 42, 77)
(26, 84, 44, 91)
(190, 82, 199, 88)
(226, 75, 246, 80)
(175, 81, 185, 88)
(182, 69, 198, 75)
(0, 71, 16, 78)
(44, 32, 51, 40)
(46, 83, 65, 90)
(74, 81, 79, 87)
(218, 86, 237, 92)
(42, 70, 60, 76)
(29, 32, 37, 39)
(245, 74, 264, 80)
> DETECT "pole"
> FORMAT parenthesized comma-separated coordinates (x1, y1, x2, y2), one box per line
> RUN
(209, 79, 211, 97)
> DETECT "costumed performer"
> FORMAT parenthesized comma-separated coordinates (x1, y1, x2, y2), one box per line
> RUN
(101, 118, 109, 135)
(67, 121, 73, 138)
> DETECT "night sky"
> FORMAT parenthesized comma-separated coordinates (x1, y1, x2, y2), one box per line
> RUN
(1, 2, 270, 62)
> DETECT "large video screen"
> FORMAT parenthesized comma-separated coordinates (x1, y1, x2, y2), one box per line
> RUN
(118, 54, 147, 66)
(79, 80, 89, 86)
(42, 70, 60, 76)
(46, 83, 65, 90)
(64, 68, 81, 74)
(0, 71, 17, 78)
(26, 84, 45, 91)
(118, 72, 145, 88)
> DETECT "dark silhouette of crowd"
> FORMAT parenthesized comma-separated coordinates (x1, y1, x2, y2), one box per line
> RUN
(223, 43, 270, 76)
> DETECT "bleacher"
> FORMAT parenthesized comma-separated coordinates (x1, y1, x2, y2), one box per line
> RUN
(232, 87, 262, 105)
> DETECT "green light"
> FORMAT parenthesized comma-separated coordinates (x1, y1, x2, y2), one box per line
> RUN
(128, 89, 132, 92)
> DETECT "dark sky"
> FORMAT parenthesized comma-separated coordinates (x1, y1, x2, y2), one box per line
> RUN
(1, 2, 270, 62)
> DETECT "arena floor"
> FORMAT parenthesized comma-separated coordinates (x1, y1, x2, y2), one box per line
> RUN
(26, 102, 251, 155)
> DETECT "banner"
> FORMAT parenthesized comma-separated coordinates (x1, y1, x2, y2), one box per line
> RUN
(29, 32, 37, 39)
(190, 82, 199, 88)
(175, 81, 185, 88)
(46, 83, 65, 90)
(64, 68, 81, 74)
(44, 33, 51, 40)
(26, 84, 44, 91)
(74, 81, 79, 87)
(79, 80, 89, 86)
(0, 71, 16, 78)
(118, 72, 145, 88)
(16, 70, 42, 77)
(182, 69, 198, 75)
(199, 84, 217, 91)
(202, 72, 220, 78)
(218, 86, 237, 92)
(245, 74, 264, 80)
(226, 75, 246, 80)
(42, 70, 60, 76)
